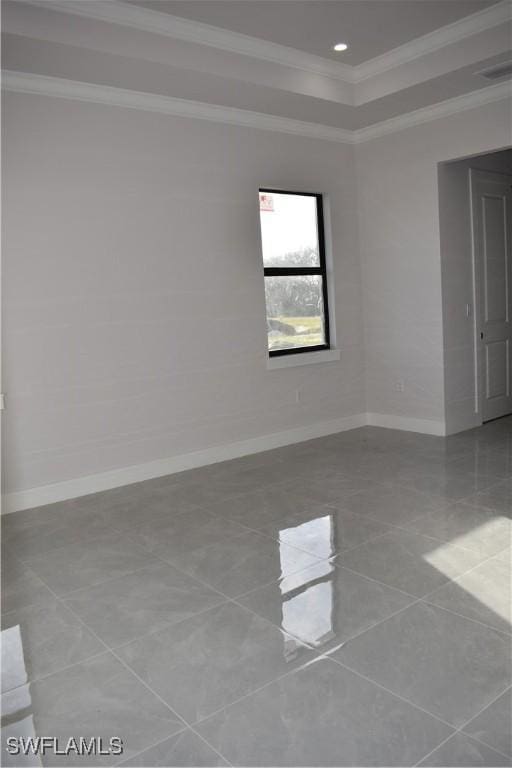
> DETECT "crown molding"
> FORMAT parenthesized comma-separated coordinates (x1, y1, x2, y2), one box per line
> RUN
(353, 0, 512, 82)
(3, 70, 510, 145)
(23, 0, 512, 89)
(1, 70, 355, 143)
(27, 0, 355, 83)
(353, 79, 512, 142)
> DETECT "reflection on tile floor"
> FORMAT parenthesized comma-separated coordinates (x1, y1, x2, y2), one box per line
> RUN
(2, 418, 511, 766)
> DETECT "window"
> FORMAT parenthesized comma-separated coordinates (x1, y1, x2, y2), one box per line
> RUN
(259, 189, 330, 356)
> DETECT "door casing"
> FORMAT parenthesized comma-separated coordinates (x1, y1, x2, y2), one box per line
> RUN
(469, 168, 512, 423)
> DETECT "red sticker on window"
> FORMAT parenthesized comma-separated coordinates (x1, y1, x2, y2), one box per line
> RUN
(259, 193, 274, 212)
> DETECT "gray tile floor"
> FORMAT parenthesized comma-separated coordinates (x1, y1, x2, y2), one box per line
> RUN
(1, 418, 511, 767)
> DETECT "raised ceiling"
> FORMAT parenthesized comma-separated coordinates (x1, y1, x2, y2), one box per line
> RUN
(130, 0, 498, 64)
(2, 0, 510, 141)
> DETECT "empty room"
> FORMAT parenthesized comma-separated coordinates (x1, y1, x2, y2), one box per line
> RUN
(1, 1, 511, 766)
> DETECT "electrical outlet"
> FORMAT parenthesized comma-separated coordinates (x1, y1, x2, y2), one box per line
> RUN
(394, 380, 405, 393)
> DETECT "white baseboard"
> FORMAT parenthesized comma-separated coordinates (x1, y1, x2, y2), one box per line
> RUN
(2, 413, 367, 514)
(2, 411, 450, 514)
(366, 412, 446, 436)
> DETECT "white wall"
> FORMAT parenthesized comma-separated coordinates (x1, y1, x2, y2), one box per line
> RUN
(439, 148, 512, 435)
(3, 89, 510, 507)
(2, 91, 364, 499)
(356, 99, 511, 433)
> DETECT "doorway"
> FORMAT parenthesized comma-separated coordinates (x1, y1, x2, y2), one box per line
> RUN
(470, 168, 512, 422)
(438, 148, 512, 434)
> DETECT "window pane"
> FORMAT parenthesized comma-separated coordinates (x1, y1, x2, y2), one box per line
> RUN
(259, 192, 320, 267)
(265, 275, 326, 352)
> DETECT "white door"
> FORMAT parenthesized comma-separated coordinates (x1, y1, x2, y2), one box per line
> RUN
(471, 169, 512, 422)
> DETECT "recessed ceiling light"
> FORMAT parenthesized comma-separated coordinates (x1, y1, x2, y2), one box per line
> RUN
(333, 43, 348, 52)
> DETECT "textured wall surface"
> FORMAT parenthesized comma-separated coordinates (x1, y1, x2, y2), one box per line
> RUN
(356, 100, 511, 428)
(3, 90, 510, 497)
(2, 92, 364, 493)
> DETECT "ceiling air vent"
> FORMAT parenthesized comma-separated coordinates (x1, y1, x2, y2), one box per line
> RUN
(477, 61, 512, 80)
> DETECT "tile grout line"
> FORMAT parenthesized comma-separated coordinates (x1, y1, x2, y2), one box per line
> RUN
(227, 562, 333, 603)
(3, 584, 233, 768)
(101, 579, 325, 684)
(46, 583, 234, 768)
(458, 682, 512, 733)
(139, 536, 501, 741)
(189, 655, 329, 732)
(48, 557, 328, 765)
(421, 536, 512, 589)
(18, 559, 175, 602)
(17, 577, 191, 722)
(230, 546, 418, 603)
(81, 630, 235, 766)
(24, 540, 326, 767)
(142, 510, 429, 611)
(198, 493, 430, 565)
(3, 428, 510, 765)
(186, 726, 234, 768)
(3, 464, 293, 560)
(105, 599, 230, 655)
(392, 473, 509, 511)
(175, 496, 349, 562)
(50, 539, 330, 747)
(114, 726, 234, 768)
(328, 543, 512, 651)
(418, 596, 512, 638)
(276, 521, 399, 559)
(12, 495, 500, 601)
(0, 645, 114, 695)
(12, 479, 480, 604)
(6, 453, 504, 565)
(412, 684, 512, 766)
(328, 652, 491, 734)
(177, 470, 311, 506)
(230, 591, 423, 654)
(8, 523, 323, 666)
(335, 497, 509, 551)
(12, 490, 503, 666)
(113, 727, 188, 767)
(296, 536, 511, 662)
(153, 548, 327, 605)
(455, 685, 512, 759)
(412, 729, 462, 766)
(63, 548, 422, 732)
(194, 472, 506, 599)
(11, 505, 257, 602)
(1, 562, 56, 614)
(195, 480, 507, 569)
(11, 522, 142, 564)
(335, 526, 512, 606)
(380, 514, 512, 556)
(186, 649, 460, 757)
(184, 480, 512, 759)
(323, 603, 512, 764)
(330, 558, 427, 598)
(317, 597, 425, 652)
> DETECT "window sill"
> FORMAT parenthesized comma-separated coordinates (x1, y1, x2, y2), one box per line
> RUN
(267, 348, 340, 370)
